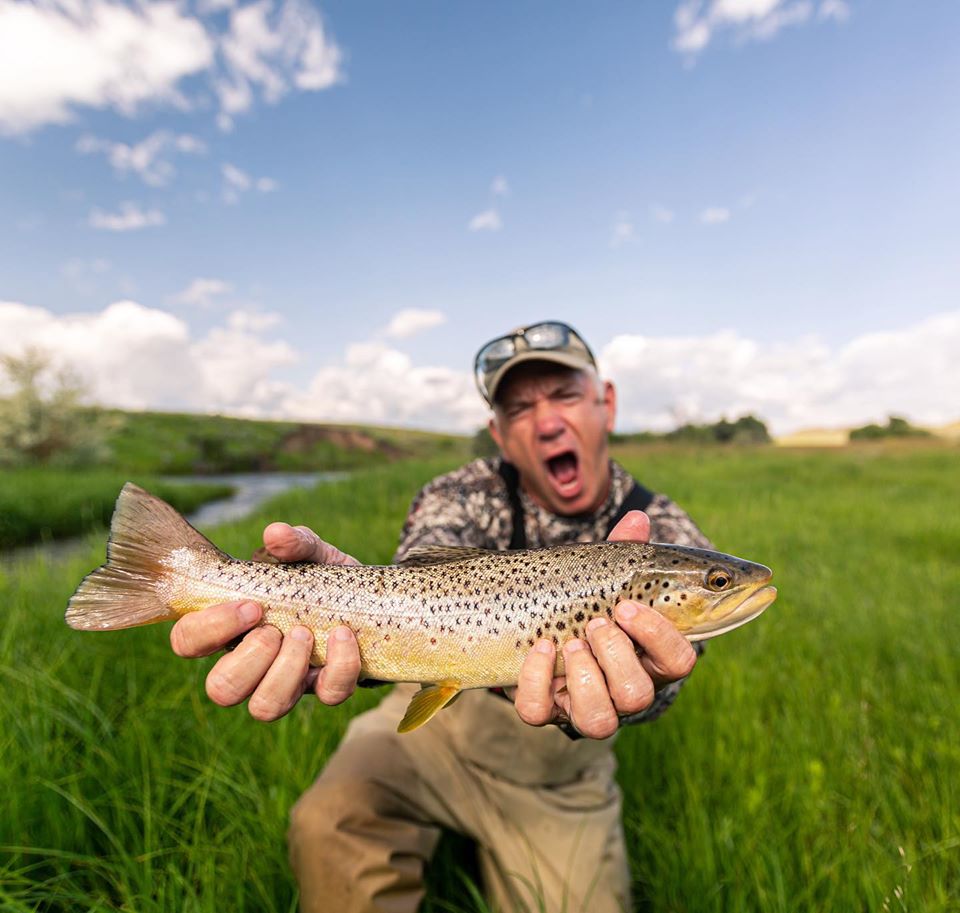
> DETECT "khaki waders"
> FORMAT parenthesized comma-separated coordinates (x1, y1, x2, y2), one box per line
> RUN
(288, 685, 631, 913)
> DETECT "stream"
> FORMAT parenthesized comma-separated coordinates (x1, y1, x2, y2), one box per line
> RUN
(3, 471, 347, 568)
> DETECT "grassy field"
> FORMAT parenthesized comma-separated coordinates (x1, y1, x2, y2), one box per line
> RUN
(0, 470, 234, 550)
(101, 409, 471, 475)
(1, 447, 958, 911)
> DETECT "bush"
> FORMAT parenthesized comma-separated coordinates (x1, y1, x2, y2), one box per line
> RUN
(0, 349, 114, 467)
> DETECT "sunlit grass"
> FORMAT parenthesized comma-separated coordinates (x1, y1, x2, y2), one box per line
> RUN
(1, 448, 958, 911)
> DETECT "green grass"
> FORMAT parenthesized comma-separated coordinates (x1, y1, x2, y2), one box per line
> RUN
(1, 448, 958, 911)
(101, 409, 471, 475)
(0, 469, 234, 550)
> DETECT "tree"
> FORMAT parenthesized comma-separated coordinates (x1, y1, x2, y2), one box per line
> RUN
(0, 348, 112, 466)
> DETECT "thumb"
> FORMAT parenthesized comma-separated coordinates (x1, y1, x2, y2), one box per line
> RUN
(607, 510, 651, 543)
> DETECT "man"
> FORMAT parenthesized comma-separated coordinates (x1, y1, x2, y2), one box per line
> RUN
(170, 321, 711, 913)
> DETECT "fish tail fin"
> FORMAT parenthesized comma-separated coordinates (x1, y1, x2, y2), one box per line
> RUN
(397, 682, 462, 733)
(65, 482, 223, 631)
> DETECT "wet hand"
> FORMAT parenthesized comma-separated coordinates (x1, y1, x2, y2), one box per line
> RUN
(512, 510, 698, 739)
(169, 523, 362, 721)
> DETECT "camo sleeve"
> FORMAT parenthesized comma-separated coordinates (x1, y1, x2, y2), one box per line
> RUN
(393, 459, 510, 561)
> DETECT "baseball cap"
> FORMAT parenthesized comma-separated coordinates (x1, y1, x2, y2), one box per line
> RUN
(474, 321, 598, 405)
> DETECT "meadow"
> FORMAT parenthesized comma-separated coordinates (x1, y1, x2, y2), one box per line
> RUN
(1, 446, 958, 912)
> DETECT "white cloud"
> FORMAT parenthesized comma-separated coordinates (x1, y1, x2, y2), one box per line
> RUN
(281, 342, 485, 429)
(1, 299, 955, 436)
(468, 209, 502, 232)
(491, 175, 510, 196)
(0, 298, 483, 430)
(383, 308, 447, 339)
(699, 206, 731, 224)
(651, 204, 675, 224)
(0, 0, 213, 135)
(76, 130, 207, 186)
(610, 212, 635, 248)
(215, 0, 342, 123)
(818, 0, 850, 22)
(172, 277, 233, 308)
(0, 299, 296, 413)
(0, 0, 343, 136)
(600, 310, 960, 435)
(221, 161, 277, 202)
(88, 202, 166, 231)
(673, 0, 839, 58)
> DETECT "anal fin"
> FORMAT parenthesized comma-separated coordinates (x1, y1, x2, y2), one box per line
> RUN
(397, 682, 462, 733)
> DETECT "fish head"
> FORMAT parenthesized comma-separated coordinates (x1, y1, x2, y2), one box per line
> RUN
(629, 545, 777, 641)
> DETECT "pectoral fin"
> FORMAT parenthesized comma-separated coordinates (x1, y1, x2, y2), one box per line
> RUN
(397, 682, 462, 733)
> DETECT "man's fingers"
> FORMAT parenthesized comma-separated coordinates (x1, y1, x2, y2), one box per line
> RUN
(205, 625, 282, 706)
(607, 510, 651, 543)
(247, 626, 315, 722)
(170, 601, 262, 658)
(263, 522, 360, 565)
(585, 617, 655, 715)
(562, 639, 619, 740)
(614, 601, 697, 683)
(313, 626, 362, 705)
(514, 640, 558, 726)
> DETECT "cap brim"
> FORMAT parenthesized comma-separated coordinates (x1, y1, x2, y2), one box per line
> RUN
(485, 350, 595, 404)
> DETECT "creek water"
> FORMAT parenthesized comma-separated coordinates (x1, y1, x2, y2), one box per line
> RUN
(3, 471, 347, 568)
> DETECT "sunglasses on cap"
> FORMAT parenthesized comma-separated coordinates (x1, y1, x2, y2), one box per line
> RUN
(473, 321, 598, 404)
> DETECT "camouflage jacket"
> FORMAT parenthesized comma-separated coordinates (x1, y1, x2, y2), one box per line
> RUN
(394, 457, 712, 728)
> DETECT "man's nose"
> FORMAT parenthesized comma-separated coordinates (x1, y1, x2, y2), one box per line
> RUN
(533, 400, 564, 438)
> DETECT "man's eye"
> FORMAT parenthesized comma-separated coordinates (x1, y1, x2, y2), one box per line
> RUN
(506, 404, 531, 419)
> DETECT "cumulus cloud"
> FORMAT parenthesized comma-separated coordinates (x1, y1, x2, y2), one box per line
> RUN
(0, 299, 482, 429)
(468, 209, 502, 232)
(221, 162, 278, 202)
(214, 0, 342, 130)
(280, 342, 485, 430)
(672, 0, 845, 59)
(0, 299, 954, 435)
(599, 310, 960, 435)
(172, 277, 233, 308)
(76, 131, 206, 186)
(0, 0, 213, 135)
(699, 206, 731, 224)
(88, 201, 166, 231)
(0, 0, 343, 136)
(0, 299, 296, 414)
(383, 308, 447, 339)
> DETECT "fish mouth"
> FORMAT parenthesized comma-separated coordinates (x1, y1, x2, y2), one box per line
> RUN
(688, 584, 778, 642)
(545, 449, 582, 499)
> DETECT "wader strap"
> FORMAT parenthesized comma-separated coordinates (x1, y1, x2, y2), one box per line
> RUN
(497, 460, 655, 550)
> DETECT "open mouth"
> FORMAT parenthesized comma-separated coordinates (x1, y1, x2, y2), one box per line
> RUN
(546, 450, 581, 496)
(689, 584, 778, 642)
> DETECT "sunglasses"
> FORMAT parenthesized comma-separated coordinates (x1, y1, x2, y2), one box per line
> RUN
(473, 321, 597, 403)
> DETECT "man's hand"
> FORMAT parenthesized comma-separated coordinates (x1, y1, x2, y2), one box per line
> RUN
(512, 510, 698, 739)
(169, 523, 362, 721)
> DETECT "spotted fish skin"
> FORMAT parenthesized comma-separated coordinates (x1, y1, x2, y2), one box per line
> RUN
(66, 484, 777, 730)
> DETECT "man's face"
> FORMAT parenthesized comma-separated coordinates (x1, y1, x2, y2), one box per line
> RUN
(489, 363, 616, 516)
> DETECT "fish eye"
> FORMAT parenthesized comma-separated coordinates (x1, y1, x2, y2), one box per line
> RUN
(706, 568, 733, 591)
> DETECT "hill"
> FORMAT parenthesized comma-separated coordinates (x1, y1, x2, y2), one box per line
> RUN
(100, 409, 471, 475)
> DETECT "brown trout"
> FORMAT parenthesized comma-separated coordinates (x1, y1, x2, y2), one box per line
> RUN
(66, 483, 776, 731)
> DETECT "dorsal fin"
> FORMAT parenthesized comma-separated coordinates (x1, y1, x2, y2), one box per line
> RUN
(398, 545, 495, 567)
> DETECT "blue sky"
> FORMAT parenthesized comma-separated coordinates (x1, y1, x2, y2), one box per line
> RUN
(1, 0, 957, 433)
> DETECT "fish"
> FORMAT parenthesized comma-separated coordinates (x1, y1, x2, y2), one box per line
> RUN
(66, 483, 777, 732)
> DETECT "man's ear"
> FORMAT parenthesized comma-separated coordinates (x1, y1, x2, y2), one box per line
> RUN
(488, 416, 504, 450)
(602, 381, 617, 433)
